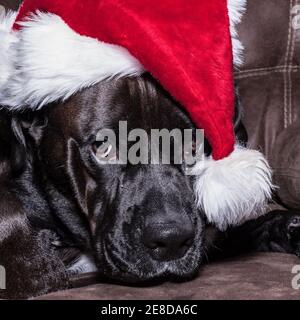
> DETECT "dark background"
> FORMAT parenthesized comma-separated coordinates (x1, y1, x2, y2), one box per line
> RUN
(0, 0, 21, 10)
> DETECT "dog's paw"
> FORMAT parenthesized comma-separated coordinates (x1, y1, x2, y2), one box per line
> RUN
(0, 229, 69, 299)
(287, 215, 300, 257)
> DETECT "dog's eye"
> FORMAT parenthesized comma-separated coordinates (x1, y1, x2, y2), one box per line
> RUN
(184, 142, 197, 157)
(92, 138, 117, 162)
(192, 142, 197, 155)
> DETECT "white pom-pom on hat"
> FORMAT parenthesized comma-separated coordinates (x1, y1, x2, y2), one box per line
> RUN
(192, 145, 274, 231)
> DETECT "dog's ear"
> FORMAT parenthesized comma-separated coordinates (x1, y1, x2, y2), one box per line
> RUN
(10, 113, 48, 175)
(66, 138, 93, 217)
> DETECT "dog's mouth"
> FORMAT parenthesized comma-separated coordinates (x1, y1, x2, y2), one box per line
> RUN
(95, 240, 203, 284)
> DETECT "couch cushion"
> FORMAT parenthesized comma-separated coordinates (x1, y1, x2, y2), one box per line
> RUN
(34, 253, 300, 300)
(272, 121, 300, 208)
(236, 0, 300, 209)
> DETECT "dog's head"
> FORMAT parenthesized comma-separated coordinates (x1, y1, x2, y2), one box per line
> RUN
(11, 75, 244, 283)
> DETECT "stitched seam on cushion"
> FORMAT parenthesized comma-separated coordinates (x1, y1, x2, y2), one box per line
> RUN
(235, 66, 300, 77)
(284, 0, 294, 128)
(285, 0, 294, 66)
(288, 0, 297, 125)
(288, 68, 293, 125)
(235, 68, 300, 79)
(236, 65, 300, 74)
(285, 0, 295, 128)
(289, 0, 299, 124)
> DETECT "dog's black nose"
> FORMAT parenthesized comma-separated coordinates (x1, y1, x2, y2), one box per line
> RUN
(143, 222, 194, 261)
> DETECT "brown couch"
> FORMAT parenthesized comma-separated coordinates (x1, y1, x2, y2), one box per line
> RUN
(237, 0, 300, 210)
(1, 0, 300, 300)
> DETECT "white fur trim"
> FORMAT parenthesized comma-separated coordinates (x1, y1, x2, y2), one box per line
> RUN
(227, 0, 247, 67)
(192, 145, 274, 231)
(0, 12, 144, 110)
(0, 5, 246, 109)
(0, 8, 18, 90)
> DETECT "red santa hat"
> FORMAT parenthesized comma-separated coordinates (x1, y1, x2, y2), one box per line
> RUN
(0, 0, 273, 230)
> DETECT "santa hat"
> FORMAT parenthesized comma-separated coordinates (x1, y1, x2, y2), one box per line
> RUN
(0, 0, 273, 231)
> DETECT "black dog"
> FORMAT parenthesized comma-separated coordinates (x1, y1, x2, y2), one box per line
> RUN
(0, 74, 299, 299)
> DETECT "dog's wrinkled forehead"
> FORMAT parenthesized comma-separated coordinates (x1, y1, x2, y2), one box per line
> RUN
(46, 75, 193, 141)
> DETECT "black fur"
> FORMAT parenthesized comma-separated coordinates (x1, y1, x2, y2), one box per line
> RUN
(0, 74, 298, 299)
